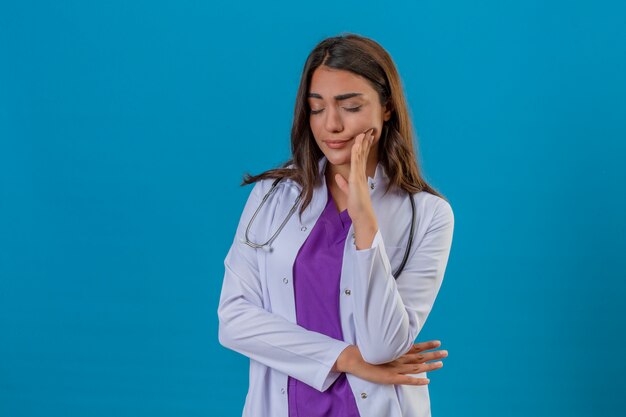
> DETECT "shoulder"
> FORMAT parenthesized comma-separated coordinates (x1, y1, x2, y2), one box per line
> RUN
(245, 175, 301, 209)
(244, 179, 270, 201)
(243, 163, 305, 210)
(412, 191, 454, 229)
(247, 176, 290, 196)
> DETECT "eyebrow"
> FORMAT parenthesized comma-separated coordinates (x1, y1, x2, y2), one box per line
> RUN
(307, 92, 363, 101)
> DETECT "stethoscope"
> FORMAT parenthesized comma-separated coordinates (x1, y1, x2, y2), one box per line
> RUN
(241, 177, 416, 279)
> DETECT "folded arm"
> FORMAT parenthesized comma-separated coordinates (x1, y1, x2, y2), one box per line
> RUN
(217, 181, 351, 392)
(347, 198, 455, 364)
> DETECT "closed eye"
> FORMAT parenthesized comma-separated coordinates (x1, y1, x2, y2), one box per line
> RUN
(310, 106, 362, 115)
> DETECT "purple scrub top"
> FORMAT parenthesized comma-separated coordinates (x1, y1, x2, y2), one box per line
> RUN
(287, 184, 361, 417)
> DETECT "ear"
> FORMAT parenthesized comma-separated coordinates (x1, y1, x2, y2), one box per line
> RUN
(383, 104, 392, 122)
(382, 100, 393, 122)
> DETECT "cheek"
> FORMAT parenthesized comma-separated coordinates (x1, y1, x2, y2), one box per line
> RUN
(351, 111, 380, 133)
(309, 119, 321, 138)
(352, 107, 378, 124)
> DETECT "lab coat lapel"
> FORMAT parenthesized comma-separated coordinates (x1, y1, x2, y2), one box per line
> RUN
(267, 155, 389, 324)
(265, 157, 330, 323)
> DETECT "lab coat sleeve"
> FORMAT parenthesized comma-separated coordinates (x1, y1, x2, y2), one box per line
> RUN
(348, 198, 454, 365)
(217, 181, 352, 392)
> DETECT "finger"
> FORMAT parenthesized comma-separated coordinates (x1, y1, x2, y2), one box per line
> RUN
(350, 132, 367, 178)
(369, 127, 376, 145)
(356, 127, 374, 164)
(359, 131, 369, 154)
(398, 349, 448, 364)
(395, 375, 430, 386)
(362, 128, 374, 147)
(409, 340, 442, 353)
(360, 129, 374, 157)
(399, 360, 444, 375)
(334, 173, 349, 195)
(350, 132, 364, 162)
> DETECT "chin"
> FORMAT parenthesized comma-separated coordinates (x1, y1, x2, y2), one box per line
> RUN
(322, 151, 351, 166)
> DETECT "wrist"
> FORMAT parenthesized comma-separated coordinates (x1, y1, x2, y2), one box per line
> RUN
(333, 345, 362, 373)
(353, 216, 378, 250)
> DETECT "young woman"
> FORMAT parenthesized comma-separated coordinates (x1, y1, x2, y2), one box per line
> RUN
(218, 33, 455, 417)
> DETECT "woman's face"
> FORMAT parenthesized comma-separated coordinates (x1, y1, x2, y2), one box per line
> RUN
(307, 66, 391, 167)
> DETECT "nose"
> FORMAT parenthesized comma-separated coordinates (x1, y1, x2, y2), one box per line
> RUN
(323, 106, 344, 133)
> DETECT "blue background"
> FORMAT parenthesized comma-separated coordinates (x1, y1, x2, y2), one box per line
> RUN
(1, 1, 625, 416)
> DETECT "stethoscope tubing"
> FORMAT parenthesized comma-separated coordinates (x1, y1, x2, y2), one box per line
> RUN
(242, 177, 415, 279)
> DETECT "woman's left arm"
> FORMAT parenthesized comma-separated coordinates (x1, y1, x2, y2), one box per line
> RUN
(348, 199, 455, 365)
(335, 129, 455, 365)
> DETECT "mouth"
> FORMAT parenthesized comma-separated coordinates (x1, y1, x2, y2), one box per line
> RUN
(323, 138, 352, 149)
(322, 128, 375, 145)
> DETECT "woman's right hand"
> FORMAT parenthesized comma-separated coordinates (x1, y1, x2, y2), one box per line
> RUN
(335, 340, 448, 386)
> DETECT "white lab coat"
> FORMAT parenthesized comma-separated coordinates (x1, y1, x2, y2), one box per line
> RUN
(217, 155, 454, 417)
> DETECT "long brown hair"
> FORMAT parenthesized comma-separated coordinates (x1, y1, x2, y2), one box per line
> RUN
(241, 33, 448, 220)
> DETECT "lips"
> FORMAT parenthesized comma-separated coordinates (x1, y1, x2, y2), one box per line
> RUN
(323, 138, 352, 144)
(324, 139, 351, 149)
